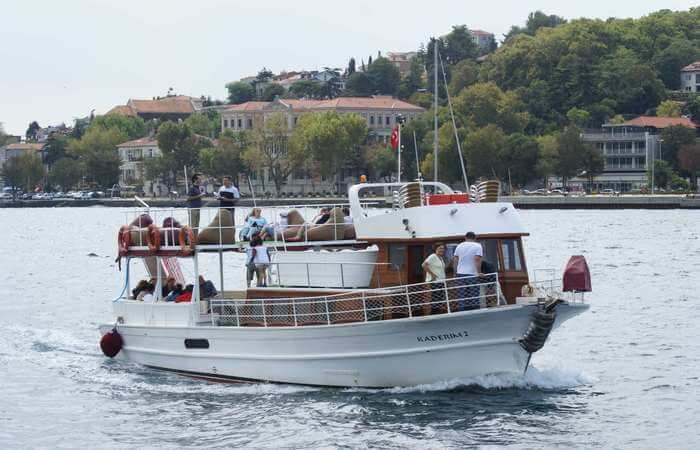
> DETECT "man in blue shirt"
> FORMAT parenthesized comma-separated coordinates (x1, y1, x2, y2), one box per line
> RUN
(187, 174, 205, 235)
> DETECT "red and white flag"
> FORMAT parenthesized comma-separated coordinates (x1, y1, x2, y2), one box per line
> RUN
(390, 126, 399, 151)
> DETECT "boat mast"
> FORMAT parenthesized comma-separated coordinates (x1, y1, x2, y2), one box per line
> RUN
(433, 38, 439, 183)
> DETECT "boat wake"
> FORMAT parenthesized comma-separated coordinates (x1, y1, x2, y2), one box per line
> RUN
(355, 366, 596, 394)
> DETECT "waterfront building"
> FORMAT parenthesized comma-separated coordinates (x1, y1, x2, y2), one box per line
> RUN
(581, 116, 698, 192)
(116, 137, 166, 195)
(107, 95, 203, 122)
(681, 61, 700, 93)
(220, 96, 424, 194)
(469, 29, 495, 50)
(386, 52, 418, 77)
(0, 142, 46, 187)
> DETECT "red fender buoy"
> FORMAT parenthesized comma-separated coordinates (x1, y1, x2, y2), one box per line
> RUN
(100, 328, 123, 358)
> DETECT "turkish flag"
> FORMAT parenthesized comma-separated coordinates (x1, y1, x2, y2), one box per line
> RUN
(390, 126, 399, 151)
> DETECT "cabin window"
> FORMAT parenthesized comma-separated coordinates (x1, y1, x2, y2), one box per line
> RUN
(500, 239, 523, 271)
(388, 244, 406, 269)
(480, 239, 501, 271)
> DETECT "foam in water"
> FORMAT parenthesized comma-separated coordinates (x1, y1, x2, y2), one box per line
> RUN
(364, 366, 596, 394)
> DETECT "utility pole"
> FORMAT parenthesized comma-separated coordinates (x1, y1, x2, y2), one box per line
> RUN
(397, 115, 406, 182)
(433, 39, 439, 182)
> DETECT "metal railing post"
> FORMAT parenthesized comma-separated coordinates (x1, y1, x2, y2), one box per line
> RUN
(362, 291, 368, 322)
(292, 299, 298, 327)
(324, 297, 331, 325)
(405, 285, 412, 317)
(340, 264, 345, 288)
(261, 299, 267, 327)
(306, 263, 311, 287)
(444, 280, 451, 313)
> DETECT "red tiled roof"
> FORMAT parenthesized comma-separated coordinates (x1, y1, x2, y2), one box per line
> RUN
(225, 101, 270, 111)
(117, 137, 159, 148)
(681, 61, 700, 72)
(621, 116, 698, 129)
(127, 96, 196, 114)
(106, 105, 137, 116)
(224, 97, 424, 113)
(4, 143, 45, 151)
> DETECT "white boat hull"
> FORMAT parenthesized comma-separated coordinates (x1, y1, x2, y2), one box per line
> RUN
(99, 302, 587, 387)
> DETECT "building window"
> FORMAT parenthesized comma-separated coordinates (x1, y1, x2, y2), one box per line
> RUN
(386, 116, 390, 126)
(247, 118, 253, 128)
(370, 116, 375, 125)
(238, 119, 242, 128)
(388, 244, 406, 269)
(377, 115, 382, 126)
(293, 116, 298, 125)
(223, 119, 229, 128)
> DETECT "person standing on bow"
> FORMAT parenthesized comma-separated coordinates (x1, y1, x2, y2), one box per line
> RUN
(452, 232, 483, 311)
(186, 174, 205, 235)
(216, 175, 240, 224)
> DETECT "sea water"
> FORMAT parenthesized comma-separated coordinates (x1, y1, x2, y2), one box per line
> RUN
(0, 208, 698, 448)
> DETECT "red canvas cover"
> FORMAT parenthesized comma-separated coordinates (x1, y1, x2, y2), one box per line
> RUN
(562, 255, 592, 292)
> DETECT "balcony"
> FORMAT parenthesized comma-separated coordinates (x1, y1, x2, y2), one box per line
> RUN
(583, 132, 648, 141)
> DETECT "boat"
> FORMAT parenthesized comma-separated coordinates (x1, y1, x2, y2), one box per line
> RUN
(98, 180, 591, 387)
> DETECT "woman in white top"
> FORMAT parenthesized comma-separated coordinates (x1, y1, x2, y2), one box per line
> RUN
(422, 243, 447, 313)
(248, 235, 271, 287)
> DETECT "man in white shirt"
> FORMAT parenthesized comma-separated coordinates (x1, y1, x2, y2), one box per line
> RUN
(452, 231, 483, 310)
(216, 176, 240, 223)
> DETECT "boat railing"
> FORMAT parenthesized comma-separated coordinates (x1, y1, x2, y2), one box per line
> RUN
(122, 202, 369, 251)
(209, 273, 504, 327)
(265, 261, 400, 289)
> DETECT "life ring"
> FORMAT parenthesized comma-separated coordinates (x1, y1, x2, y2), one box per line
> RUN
(117, 225, 131, 257)
(179, 225, 196, 255)
(147, 224, 161, 254)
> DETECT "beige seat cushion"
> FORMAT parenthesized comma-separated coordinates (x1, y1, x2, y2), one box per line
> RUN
(198, 210, 236, 244)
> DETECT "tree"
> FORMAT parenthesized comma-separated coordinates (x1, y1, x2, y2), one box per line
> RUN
(656, 100, 683, 117)
(505, 11, 567, 40)
(555, 127, 587, 188)
(366, 57, 401, 96)
(363, 144, 396, 181)
(155, 121, 210, 188)
(0, 157, 23, 197)
(261, 83, 285, 101)
(348, 57, 356, 75)
(566, 108, 591, 128)
(67, 127, 123, 188)
(89, 114, 147, 140)
(198, 130, 247, 181)
(42, 134, 69, 167)
(448, 60, 479, 95)
(499, 133, 540, 188)
(26, 121, 40, 141)
(292, 112, 368, 191)
(398, 57, 426, 99)
(463, 125, 507, 181)
(652, 39, 700, 90)
(184, 113, 217, 138)
(579, 144, 605, 192)
(344, 72, 374, 96)
(256, 68, 274, 83)
(16, 152, 45, 192)
(660, 125, 696, 169)
(454, 83, 529, 133)
(443, 25, 478, 64)
(48, 157, 84, 191)
(678, 143, 700, 190)
(536, 134, 559, 187)
(226, 81, 255, 104)
(242, 113, 308, 195)
(288, 80, 322, 99)
(649, 159, 674, 189)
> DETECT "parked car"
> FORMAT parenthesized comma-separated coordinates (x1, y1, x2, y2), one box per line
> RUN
(0, 192, 12, 200)
(600, 189, 620, 196)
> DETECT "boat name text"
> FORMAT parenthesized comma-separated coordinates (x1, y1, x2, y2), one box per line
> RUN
(417, 331, 469, 343)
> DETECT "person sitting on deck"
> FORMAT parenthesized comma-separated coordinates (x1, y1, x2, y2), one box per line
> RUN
(240, 208, 268, 241)
(342, 207, 353, 224)
(132, 279, 151, 299)
(199, 275, 218, 299)
(135, 281, 155, 302)
(260, 211, 289, 240)
(164, 283, 184, 302)
(161, 276, 177, 297)
(312, 207, 331, 225)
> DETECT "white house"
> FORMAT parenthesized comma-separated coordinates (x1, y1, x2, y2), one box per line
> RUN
(681, 61, 700, 93)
